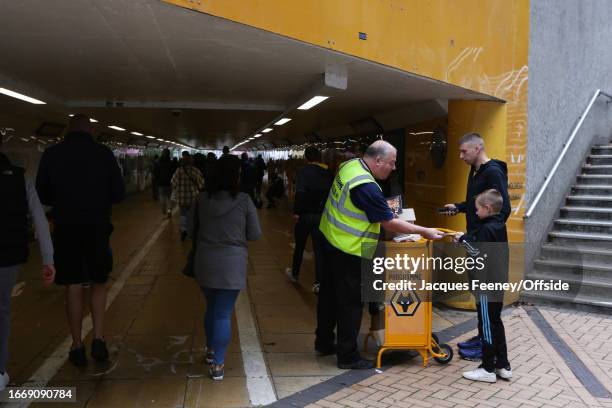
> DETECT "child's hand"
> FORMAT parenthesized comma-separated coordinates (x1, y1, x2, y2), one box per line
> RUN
(453, 232, 464, 243)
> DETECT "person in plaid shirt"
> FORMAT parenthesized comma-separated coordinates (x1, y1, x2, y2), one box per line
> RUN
(171, 151, 204, 241)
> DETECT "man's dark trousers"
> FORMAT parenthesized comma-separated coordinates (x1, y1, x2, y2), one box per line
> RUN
(291, 213, 324, 284)
(315, 237, 363, 364)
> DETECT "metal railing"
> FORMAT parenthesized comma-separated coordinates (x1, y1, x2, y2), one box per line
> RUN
(524, 89, 612, 219)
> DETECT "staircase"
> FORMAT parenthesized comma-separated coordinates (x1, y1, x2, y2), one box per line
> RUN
(524, 143, 612, 308)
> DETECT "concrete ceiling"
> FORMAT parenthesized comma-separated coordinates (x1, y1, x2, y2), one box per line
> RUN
(0, 0, 497, 149)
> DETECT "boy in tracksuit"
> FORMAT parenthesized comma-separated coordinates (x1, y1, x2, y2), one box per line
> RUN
(455, 189, 512, 383)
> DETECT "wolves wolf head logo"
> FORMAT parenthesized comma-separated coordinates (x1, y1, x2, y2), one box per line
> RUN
(396, 293, 413, 313)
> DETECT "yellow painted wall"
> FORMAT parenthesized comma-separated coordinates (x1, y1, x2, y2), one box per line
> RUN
(166, 0, 529, 242)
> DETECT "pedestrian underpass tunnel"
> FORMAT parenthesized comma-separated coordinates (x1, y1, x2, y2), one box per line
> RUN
(3, 1, 612, 407)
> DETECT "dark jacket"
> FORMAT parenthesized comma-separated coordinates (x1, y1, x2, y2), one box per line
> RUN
(455, 159, 511, 233)
(239, 160, 258, 193)
(0, 153, 28, 266)
(154, 157, 174, 187)
(36, 131, 125, 224)
(293, 163, 333, 215)
(460, 215, 508, 300)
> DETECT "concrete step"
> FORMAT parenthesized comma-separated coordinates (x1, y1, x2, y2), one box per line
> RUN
(576, 175, 612, 185)
(592, 145, 612, 155)
(540, 243, 612, 264)
(559, 206, 612, 221)
(554, 218, 612, 234)
(582, 164, 612, 175)
(548, 230, 612, 247)
(533, 259, 612, 282)
(587, 155, 612, 165)
(565, 195, 612, 208)
(571, 185, 612, 195)
(521, 289, 612, 309)
(526, 271, 612, 301)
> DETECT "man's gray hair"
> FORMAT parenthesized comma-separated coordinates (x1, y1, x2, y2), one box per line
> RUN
(459, 132, 485, 148)
(364, 140, 396, 159)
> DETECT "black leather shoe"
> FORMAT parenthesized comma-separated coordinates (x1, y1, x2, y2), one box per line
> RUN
(91, 338, 109, 362)
(69, 346, 87, 367)
(337, 359, 374, 370)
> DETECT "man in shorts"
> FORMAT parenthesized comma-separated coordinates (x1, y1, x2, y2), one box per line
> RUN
(36, 114, 125, 367)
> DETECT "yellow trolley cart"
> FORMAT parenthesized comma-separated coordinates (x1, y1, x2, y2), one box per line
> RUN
(366, 230, 456, 368)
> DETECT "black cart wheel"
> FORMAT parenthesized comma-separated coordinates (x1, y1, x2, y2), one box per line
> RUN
(431, 333, 439, 345)
(434, 344, 453, 364)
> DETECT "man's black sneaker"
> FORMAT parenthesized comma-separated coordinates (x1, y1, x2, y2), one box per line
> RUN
(69, 346, 87, 367)
(91, 339, 109, 362)
(337, 359, 374, 370)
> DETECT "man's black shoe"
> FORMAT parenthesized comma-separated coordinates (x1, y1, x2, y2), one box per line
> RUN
(337, 359, 374, 370)
(91, 338, 109, 362)
(69, 346, 87, 367)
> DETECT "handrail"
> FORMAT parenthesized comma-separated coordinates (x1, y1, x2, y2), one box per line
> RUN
(524, 89, 612, 219)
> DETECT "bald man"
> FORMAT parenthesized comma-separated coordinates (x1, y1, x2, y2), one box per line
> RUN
(317, 140, 443, 369)
(36, 114, 125, 367)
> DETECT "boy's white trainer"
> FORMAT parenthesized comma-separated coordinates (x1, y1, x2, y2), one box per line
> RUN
(462, 368, 496, 383)
(496, 367, 513, 379)
(0, 372, 9, 391)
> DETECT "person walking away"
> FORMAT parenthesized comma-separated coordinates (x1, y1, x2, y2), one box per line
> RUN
(316, 140, 444, 369)
(285, 146, 332, 294)
(154, 148, 175, 218)
(254, 154, 267, 199)
(171, 151, 204, 241)
(239, 153, 261, 208)
(36, 114, 125, 367)
(442, 132, 510, 359)
(189, 155, 262, 380)
(265, 173, 285, 208)
(0, 152, 55, 390)
(454, 189, 512, 383)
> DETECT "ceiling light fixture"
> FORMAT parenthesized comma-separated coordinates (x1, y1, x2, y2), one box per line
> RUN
(0, 88, 46, 105)
(108, 125, 125, 131)
(90, 118, 98, 123)
(156, 138, 164, 141)
(297, 96, 329, 110)
(145, 135, 155, 139)
(131, 131, 143, 136)
(262, 128, 273, 133)
(274, 118, 292, 126)
(253, 134, 262, 138)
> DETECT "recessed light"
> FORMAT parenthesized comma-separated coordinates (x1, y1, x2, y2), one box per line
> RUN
(131, 131, 143, 136)
(297, 96, 329, 110)
(108, 125, 125, 131)
(0, 87, 46, 105)
(145, 135, 155, 139)
(262, 128, 273, 133)
(69, 114, 74, 117)
(274, 118, 292, 125)
(90, 118, 98, 123)
(156, 138, 164, 141)
(253, 134, 262, 138)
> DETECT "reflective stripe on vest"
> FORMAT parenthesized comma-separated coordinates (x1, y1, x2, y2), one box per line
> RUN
(319, 158, 381, 257)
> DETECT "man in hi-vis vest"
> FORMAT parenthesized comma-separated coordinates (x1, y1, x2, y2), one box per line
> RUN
(317, 140, 444, 369)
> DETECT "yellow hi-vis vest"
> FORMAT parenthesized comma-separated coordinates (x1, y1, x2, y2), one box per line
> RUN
(319, 158, 381, 257)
